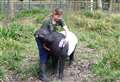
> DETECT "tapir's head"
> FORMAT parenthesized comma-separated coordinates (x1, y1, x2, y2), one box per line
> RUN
(38, 28, 54, 43)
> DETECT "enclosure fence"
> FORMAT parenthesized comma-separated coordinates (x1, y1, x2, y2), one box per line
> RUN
(0, 0, 120, 16)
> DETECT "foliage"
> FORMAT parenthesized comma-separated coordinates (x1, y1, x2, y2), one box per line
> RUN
(0, 21, 36, 79)
(0, 14, 4, 21)
(15, 8, 49, 23)
(65, 11, 120, 81)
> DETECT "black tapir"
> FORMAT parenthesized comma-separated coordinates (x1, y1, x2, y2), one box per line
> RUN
(35, 28, 78, 79)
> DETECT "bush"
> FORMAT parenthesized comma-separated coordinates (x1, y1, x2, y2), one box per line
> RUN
(0, 22, 35, 41)
(0, 22, 23, 40)
(0, 50, 24, 69)
(65, 11, 120, 81)
(83, 10, 107, 19)
(15, 8, 48, 19)
(0, 14, 5, 20)
(35, 14, 47, 23)
(65, 11, 112, 33)
(0, 21, 36, 79)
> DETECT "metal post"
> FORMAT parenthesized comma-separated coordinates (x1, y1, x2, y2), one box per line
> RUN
(29, 0, 30, 9)
(60, 0, 62, 8)
(6, 0, 9, 18)
(91, 0, 93, 12)
(109, 0, 113, 13)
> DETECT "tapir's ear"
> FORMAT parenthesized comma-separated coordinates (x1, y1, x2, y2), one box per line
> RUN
(45, 34, 54, 43)
(39, 34, 44, 38)
(38, 28, 50, 39)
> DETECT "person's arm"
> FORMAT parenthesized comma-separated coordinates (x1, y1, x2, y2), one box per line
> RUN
(58, 19, 70, 48)
(58, 24, 69, 48)
(43, 44, 51, 51)
(59, 19, 69, 38)
(63, 24, 69, 38)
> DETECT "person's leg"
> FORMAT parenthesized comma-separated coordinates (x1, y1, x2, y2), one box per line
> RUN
(35, 37, 48, 82)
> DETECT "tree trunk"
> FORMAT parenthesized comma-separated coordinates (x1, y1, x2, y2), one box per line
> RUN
(97, 0, 102, 10)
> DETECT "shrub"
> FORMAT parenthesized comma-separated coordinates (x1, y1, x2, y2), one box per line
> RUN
(0, 22, 23, 40)
(0, 22, 35, 42)
(0, 14, 5, 20)
(83, 10, 107, 19)
(15, 8, 48, 19)
(0, 21, 36, 79)
(92, 41, 120, 80)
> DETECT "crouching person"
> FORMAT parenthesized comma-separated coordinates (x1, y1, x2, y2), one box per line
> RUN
(34, 8, 69, 82)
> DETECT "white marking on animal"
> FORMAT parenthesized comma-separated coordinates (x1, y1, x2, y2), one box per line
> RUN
(59, 31, 78, 56)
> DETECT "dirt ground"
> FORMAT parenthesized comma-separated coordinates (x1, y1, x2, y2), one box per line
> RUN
(2, 43, 103, 82)
(1, 16, 120, 82)
(1, 18, 102, 82)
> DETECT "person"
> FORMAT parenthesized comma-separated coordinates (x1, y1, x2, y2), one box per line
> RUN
(34, 8, 69, 82)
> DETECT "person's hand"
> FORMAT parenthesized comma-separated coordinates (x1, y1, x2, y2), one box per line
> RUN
(59, 38, 68, 48)
(43, 44, 51, 51)
(63, 37, 68, 46)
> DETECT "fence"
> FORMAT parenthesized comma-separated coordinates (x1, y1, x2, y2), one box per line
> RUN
(0, 0, 120, 16)
(112, 1, 120, 13)
(0, 1, 96, 14)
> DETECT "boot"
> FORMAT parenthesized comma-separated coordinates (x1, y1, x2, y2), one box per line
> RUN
(39, 64, 49, 82)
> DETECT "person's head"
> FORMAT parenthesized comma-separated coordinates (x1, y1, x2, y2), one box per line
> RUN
(51, 8, 63, 22)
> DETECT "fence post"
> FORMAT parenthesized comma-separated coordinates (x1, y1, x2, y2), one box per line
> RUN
(91, 0, 93, 12)
(109, 0, 113, 13)
(7, 0, 16, 18)
(28, 0, 30, 10)
(97, 0, 102, 10)
(2, 0, 6, 17)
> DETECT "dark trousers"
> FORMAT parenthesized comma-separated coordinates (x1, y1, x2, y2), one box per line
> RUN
(35, 37, 48, 64)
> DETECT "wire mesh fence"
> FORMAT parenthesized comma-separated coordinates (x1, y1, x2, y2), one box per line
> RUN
(0, 0, 120, 16)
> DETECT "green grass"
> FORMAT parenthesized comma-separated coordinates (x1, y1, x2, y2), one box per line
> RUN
(92, 47, 120, 81)
(17, 63, 39, 80)
(15, 8, 49, 23)
(65, 11, 120, 81)
(0, 21, 37, 79)
(0, 8, 44, 80)
(0, 14, 5, 21)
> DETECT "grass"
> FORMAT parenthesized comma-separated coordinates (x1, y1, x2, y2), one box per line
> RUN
(17, 63, 39, 80)
(0, 8, 49, 80)
(65, 11, 120, 81)
(0, 21, 37, 79)
(15, 8, 49, 23)
(0, 9, 120, 81)
(0, 13, 5, 20)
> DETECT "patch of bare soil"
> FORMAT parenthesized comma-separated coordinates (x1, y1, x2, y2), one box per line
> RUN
(0, 18, 36, 27)
(0, 19, 10, 27)
(3, 43, 103, 82)
(48, 43, 101, 82)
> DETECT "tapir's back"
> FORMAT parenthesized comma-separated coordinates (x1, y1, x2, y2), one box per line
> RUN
(47, 32, 68, 57)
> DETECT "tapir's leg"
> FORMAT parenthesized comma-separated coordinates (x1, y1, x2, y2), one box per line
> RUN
(58, 56, 65, 80)
(52, 56, 58, 75)
(69, 46, 77, 65)
(69, 50, 75, 65)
